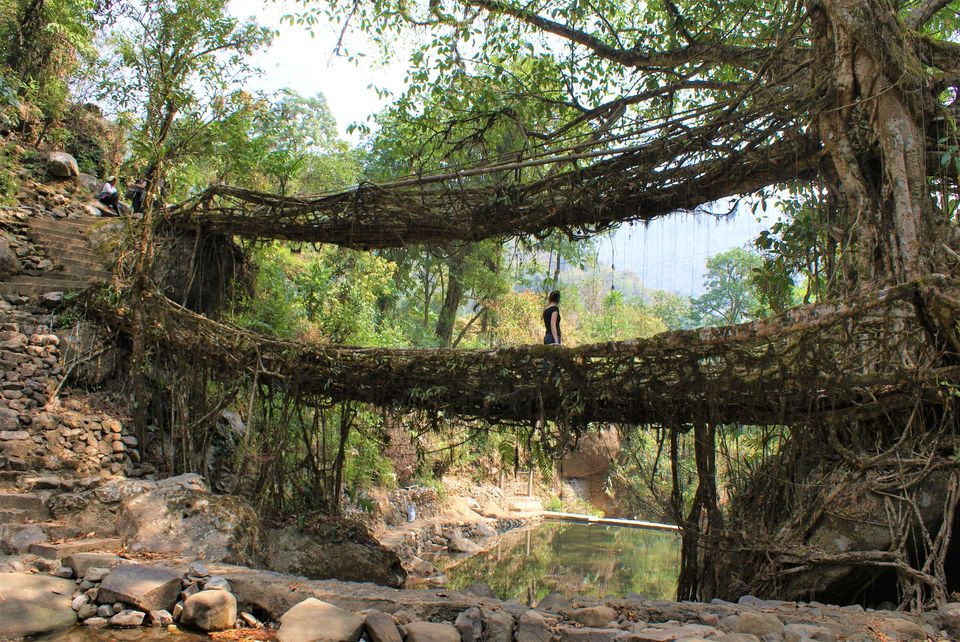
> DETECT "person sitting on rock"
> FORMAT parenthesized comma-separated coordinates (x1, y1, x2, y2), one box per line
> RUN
(98, 176, 121, 215)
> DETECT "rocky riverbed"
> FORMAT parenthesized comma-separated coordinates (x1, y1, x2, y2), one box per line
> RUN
(1, 549, 958, 641)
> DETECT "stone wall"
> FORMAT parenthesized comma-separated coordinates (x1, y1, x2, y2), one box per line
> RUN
(0, 210, 56, 279)
(0, 298, 143, 477)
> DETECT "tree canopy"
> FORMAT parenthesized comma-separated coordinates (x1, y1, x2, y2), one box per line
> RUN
(245, 0, 952, 294)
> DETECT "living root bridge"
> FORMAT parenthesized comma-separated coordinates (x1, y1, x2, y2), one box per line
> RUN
(167, 134, 819, 249)
(120, 274, 960, 427)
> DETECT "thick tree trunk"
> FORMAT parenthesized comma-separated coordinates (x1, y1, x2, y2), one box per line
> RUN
(699, 3, 960, 607)
(813, 0, 940, 286)
(435, 249, 466, 346)
(331, 405, 353, 515)
(678, 422, 724, 601)
(130, 109, 175, 453)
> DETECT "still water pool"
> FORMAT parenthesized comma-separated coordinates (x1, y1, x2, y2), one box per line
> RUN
(437, 521, 681, 605)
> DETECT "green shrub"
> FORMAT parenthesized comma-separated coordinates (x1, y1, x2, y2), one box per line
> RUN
(0, 142, 20, 205)
(544, 495, 563, 512)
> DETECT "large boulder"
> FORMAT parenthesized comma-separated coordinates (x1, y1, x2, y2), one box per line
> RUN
(445, 527, 482, 554)
(78, 172, 100, 194)
(776, 467, 952, 602)
(0, 523, 48, 554)
(214, 564, 482, 624)
(278, 597, 364, 642)
(561, 427, 621, 478)
(570, 606, 617, 628)
(365, 611, 404, 642)
(119, 474, 261, 565)
(265, 518, 406, 588)
(735, 612, 785, 638)
(97, 563, 181, 612)
(0, 239, 20, 279)
(0, 573, 77, 638)
(517, 610, 553, 642)
(404, 621, 461, 642)
(181, 589, 237, 632)
(560, 427, 624, 515)
(63, 552, 121, 577)
(154, 229, 245, 316)
(456, 606, 483, 642)
(480, 607, 515, 642)
(47, 151, 79, 178)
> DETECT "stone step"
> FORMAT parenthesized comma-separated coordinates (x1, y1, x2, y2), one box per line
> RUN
(29, 537, 123, 560)
(28, 216, 103, 230)
(4, 271, 101, 283)
(0, 276, 94, 292)
(19, 475, 74, 491)
(0, 471, 24, 485)
(27, 227, 95, 239)
(52, 257, 107, 272)
(29, 227, 90, 242)
(28, 239, 94, 254)
(28, 223, 95, 235)
(54, 252, 101, 262)
(42, 253, 104, 269)
(32, 248, 102, 266)
(3, 310, 55, 322)
(0, 276, 101, 297)
(0, 500, 49, 524)
(0, 507, 30, 524)
(33, 235, 96, 245)
(46, 265, 110, 280)
(31, 521, 90, 542)
(0, 519, 77, 541)
(0, 492, 44, 511)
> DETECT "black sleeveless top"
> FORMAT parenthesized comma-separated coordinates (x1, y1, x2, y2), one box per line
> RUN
(543, 305, 561, 341)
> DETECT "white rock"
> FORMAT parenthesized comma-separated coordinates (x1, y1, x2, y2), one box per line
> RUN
(47, 152, 79, 178)
(180, 589, 237, 632)
(110, 609, 146, 627)
(278, 597, 364, 642)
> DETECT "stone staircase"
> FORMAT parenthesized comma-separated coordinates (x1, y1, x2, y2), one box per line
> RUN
(0, 489, 49, 525)
(0, 216, 112, 298)
(0, 470, 122, 560)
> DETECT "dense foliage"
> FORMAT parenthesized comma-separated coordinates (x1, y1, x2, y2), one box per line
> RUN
(0, 0, 783, 515)
(6, 0, 957, 608)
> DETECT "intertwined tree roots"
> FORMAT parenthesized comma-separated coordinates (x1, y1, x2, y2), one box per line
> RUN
(169, 133, 817, 249)
(117, 274, 960, 430)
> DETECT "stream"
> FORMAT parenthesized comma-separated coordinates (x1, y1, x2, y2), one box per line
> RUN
(437, 521, 681, 605)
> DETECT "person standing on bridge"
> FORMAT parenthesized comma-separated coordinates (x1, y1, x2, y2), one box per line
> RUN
(543, 290, 562, 346)
(541, 290, 562, 382)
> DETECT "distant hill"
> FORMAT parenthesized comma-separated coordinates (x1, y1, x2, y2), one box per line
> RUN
(559, 262, 651, 302)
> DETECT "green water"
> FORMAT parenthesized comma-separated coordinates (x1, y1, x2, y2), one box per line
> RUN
(440, 522, 681, 605)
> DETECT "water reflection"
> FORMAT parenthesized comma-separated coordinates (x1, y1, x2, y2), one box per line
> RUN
(440, 522, 681, 605)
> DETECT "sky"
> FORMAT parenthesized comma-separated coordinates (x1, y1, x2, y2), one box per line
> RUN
(229, 0, 405, 142)
(229, 0, 776, 297)
(597, 206, 776, 297)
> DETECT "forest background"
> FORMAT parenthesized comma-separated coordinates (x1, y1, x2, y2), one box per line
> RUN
(0, 0, 822, 521)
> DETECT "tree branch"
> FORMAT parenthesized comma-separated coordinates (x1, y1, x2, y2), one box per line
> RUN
(465, 0, 771, 71)
(906, 0, 954, 28)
